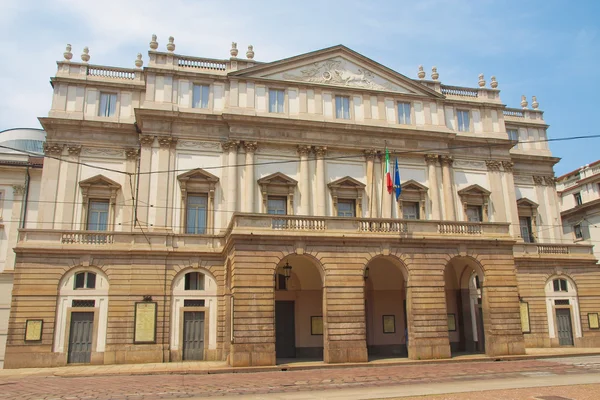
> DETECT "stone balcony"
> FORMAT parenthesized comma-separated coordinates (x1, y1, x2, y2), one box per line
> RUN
(513, 242, 596, 261)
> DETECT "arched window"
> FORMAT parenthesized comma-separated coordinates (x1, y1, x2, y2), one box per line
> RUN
(184, 272, 205, 290)
(553, 278, 568, 292)
(74, 272, 96, 289)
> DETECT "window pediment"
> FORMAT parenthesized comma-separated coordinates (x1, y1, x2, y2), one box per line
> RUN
(328, 176, 365, 217)
(328, 176, 366, 191)
(517, 197, 538, 209)
(257, 172, 298, 188)
(258, 172, 297, 215)
(178, 168, 219, 193)
(458, 184, 491, 197)
(79, 174, 121, 202)
(401, 180, 428, 194)
(458, 184, 490, 222)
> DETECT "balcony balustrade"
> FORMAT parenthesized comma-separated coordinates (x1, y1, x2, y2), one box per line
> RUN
(513, 242, 595, 260)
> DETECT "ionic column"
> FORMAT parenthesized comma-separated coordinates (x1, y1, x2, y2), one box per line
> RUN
(123, 148, 140, 232)
(315, 146, 327, 216)
(37, 143, 64, 228)
(154, 136, 176, 231)
(137, 135, 155, 229)
(425, 154, 441, 220)
(486, 160, 506, 222)
(501, 162, 520, 237)
(364, 150, 376, 217)
(440, 155, 456, 220)
(298, 146, 311, 215)
(223, 141, 239, 222)
(244, 142, 257, 213)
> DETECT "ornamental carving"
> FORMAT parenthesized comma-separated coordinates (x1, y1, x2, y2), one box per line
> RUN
(44, 143, 63, 156)
(82, 148, 123, 157)
(364, 149, 377, 161)
(67, 145, 81, 156)
(244, 141, 258, 153)
(221, 140, 239, 152)
(424, 154, 439, 165)
(314, 146, 327, 158)
(485, 160, 502, 171)
(177, 140, 221, 150)
(139, 135, 155, 146)
(454, 160, 486, 170)
(544, 176, 557, 187)
(502, 161, 514, 172)
(125, 148, 139, 160)
(158, 136, 177, 148)
(12, 185, 25, 196)
(533, 175, 545, 186)
(297, 145, 311, 157)
(440, 155, 454, 166)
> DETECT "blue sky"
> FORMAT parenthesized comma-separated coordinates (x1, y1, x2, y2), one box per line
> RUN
(1, 0, 598, 175)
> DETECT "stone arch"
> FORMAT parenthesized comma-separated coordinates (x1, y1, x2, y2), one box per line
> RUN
(543, 270, 579, 292)
(542, 271, 581, 344)
(57, 264, 110, 294)
(276, 251, 326, 285)
(364, 254, 409, 283)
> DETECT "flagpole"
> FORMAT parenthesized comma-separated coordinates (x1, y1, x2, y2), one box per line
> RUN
(380, 141, 386, 218)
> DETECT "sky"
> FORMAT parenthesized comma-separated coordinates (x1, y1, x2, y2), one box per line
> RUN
(0, 0, 598, 176)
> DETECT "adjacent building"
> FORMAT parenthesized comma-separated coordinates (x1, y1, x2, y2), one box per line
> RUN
(558, 161, 600, 261)
(0, 128, 44, 368)
(4, 38, 600, 368)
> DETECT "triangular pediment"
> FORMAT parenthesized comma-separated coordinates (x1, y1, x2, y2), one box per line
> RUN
(458, 184, 491, 196)
(177, 168, 219, 183)
(517, 197, 538, 208)
(230, 45, 442, 97)
(401, 179, 428, 192)
(328, 176, 366, 189)
(79, 174, 120, 189)
(257, 172, 297, 186)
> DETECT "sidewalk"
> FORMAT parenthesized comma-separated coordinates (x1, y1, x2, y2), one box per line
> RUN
(1, 347, 599, 379)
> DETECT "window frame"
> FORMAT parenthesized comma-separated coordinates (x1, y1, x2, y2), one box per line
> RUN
(98, 92, 118, 118)
(335, 95, 351, 120)
(74, 271, 97, 290)
(574, 192, 583, 206)
(258, 172, 298, 216)
(267, 196, 287, 215)
(573, 223, 584, 240)
(184, 272, 205, 291)
(177, 169, 219, 235)
(456, 109, 471, 132)
(337, 199, 356, 217)
(268, 89, 285, 113)
(507, 128, 519, 142)
(192, 84, 211, 109)
(553, 278, 568, 292)
(328, 176, 365, 218)
(397, 102, 412, 125)
(185, 194, 208, 234)
(402, 201, 420, 220)
(86, 199, 110, 231)
(458, 184, 490, 222)
(79, 175, 121, 232)
(519, 216, 534, 243)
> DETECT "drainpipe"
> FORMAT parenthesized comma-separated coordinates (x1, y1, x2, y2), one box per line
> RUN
(21, 165, 31, 229)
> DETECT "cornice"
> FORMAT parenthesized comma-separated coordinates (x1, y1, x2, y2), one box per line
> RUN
(560, 198, 600, 219)
(50, 76, 145, 91)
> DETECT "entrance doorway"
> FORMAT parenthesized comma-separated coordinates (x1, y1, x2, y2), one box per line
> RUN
(183, 311, 205, 360)
(68, 312, 94, 364)
(555, 309, 574, 346)
(275, 301, 296, 358)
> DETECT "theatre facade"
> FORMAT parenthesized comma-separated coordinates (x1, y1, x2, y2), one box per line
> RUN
(4, 38, 600, 368)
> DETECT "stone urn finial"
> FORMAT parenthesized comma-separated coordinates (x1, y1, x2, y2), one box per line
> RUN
(490, 76, 498, 88)
(417, 65, 425, 79)
(246, 45, 254, 59)
(135, 53, 143, 68)
(81, 46, 90, 63)
(520, 95, 528, 109)
(478, 73, 485, 87)
(230, 42, 238, 57)
(167, 36, 175, 52)
(149, 34, 158, 50)
(531, 96, 539, 110)
(431, 66, 439, 80)
(64, 44, 73, 61)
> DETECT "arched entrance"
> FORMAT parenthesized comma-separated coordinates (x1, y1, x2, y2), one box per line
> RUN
(444, 257, 485, 355)
(274, 254, 324, 362)
(545, 275, 581, 346)
(364, 256, 408, 359)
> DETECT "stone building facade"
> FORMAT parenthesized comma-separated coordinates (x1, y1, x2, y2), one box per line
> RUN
(4, 38, 600, 368)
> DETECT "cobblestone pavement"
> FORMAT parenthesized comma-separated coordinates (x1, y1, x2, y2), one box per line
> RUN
(1, 357, 600, 400)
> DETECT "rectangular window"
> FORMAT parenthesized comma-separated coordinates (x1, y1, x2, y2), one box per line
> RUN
(87, 200, 109, 231)
(402, 202, 419, 220)
(466, 205, 482, 222)
(574, 224, 583, 239)
(574, 192, 583, 206)
(553, 279, 568, 292)
(192, 84, 210, 109)
(98, 93, 117, 117)
(507, 129, 519, 141)
(277, 274, 287, 291)
(335, 96, 350, 119)
(519, 216, 534, 243)
(457, 110, 470, 132)
(267, 196, 287, 215)
(186, 194, 207, 234)
(268, 89, 285, 113)
(184, 272, 205, 290)
(337, 199, 355, 217)
(397, 102, 411, 124)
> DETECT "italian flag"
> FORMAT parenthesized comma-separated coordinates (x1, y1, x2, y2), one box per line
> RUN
(385, 147, 393, 194)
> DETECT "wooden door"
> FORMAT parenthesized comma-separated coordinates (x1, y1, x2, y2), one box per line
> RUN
(68, 312, 94, 364)
(556, 308, 574, 346)
(275, 301, 295, 358)
(183, 311, 205, 360)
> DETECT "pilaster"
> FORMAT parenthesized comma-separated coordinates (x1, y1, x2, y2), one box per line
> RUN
(137, 135, 154, 229)
(123, 148, 139, 232)
(223, 141, 239, 223)
(485, 160, 506, 222)
(425, 154, 441, 220)
(154, 136, 177, 231)
(440, 155, 456, 220)
(501, 161, 520, 237)
(364, 150, 376, 218)
(37, 143, 64, 228)
(298, 145, 311, 215)
(315, 146, 327, 216)
(6, 185, 25, 271)
(244, 142, 257, 213)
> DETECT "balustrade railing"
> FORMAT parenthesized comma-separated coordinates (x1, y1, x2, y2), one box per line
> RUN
(177, 56, 226, 71)
(503, 108, 525, 118)
(61, 232, 114, 244)
(438, 222, 482, 235)
(537, 245, 569, 255)
(359, 220, 407, 233)
(271, 217, 327, 230)
(440, 85, 478, 98)
(87, 67, 136, 80)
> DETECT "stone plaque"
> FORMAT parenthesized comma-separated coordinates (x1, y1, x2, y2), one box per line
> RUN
(383, 315, 396, 334)
(447, 314, 456, 331)
(589, 313, 599, 330)
(134, 302, 157, 344)
(520, 302, 531, 333)
(311, 316, 323, 335)
(25, 319, 43, 341)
